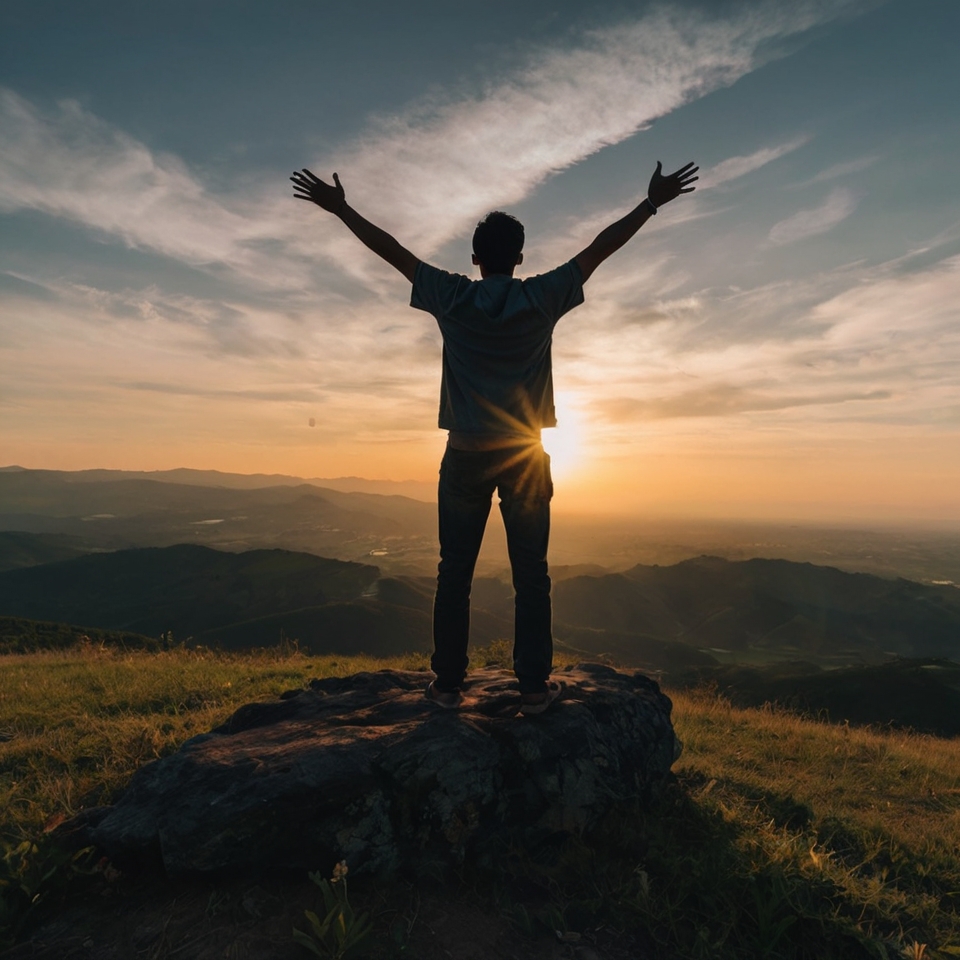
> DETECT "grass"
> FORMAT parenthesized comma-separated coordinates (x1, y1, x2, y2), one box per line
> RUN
(667, 688, 960, 957)
(2, 643, 960, 958)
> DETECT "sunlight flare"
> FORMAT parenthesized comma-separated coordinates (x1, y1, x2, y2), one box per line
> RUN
(542, 392, 587, 481)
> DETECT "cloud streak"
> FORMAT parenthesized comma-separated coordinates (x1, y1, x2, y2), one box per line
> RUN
(768, 187, 858, 245)
(698, 137, 811, 189)
(0, 91, 257, 266)
(0, 1, 860, 289)
(593, 384, 890, 421)
(332, 3, 859, 255)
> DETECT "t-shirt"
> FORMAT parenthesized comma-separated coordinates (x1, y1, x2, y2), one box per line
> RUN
(410, 259, 584, 436)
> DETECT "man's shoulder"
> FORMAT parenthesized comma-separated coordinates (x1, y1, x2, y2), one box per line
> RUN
(411, 262, 473, 315)
(518, 259, 585, 319)
(416, 261, 472, 285)
(521, 259, 584, 286)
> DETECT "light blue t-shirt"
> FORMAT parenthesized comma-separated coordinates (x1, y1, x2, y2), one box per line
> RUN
(410, 259, 584, 436)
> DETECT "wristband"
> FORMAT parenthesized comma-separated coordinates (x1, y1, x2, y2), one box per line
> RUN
(645, 197, 658, 215)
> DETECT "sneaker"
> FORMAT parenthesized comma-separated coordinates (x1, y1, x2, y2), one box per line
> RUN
(519, 679, 563, 716)
(425, 680, 463, 710)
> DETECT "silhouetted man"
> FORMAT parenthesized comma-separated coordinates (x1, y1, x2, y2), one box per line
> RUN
(291, 160, 697, 713)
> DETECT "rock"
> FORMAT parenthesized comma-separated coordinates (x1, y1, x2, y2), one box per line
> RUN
(78, 663, 680, 877)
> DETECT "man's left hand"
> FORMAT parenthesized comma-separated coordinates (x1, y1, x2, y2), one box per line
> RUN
(647, 161, 699, 208)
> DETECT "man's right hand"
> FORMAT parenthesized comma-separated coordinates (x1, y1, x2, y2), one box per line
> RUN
(647, 161, 699, 208)
(291, 168, 419, 282)
(291, 169, 346, 215)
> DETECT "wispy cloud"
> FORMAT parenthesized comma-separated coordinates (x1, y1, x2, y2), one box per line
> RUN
(0, 91, 255, 266)
(793, 155, 879, 187)
(331, 3, 860, 256)
(768, 187, 858, 245)
(698, 137, 811, 189)
(593, 384, 890, 421)
(555, 247, 960, 442)
(0, 1, 860, 289)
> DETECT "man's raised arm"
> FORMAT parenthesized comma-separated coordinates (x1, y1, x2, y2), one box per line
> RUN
(574, 161, 698, 283)
(291, 169, 420, 283)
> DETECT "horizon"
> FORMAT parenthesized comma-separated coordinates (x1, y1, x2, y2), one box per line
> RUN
(2, 0, 959, 525)
(4, 461, 960, 535)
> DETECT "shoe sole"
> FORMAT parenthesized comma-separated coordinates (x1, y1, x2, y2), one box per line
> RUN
(519, 680, 563, 716)
(425, 681, 463, 710)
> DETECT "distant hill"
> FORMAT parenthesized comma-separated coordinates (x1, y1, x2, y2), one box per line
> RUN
(669, 658, 960, 738)
(0, 465, 437, 502)
(553, 556, 960, 665)
(0, 544, 377, 640)
(0, 469, 436, 571)
(0, 531, 90, 571)
(3, 544, 958, 672)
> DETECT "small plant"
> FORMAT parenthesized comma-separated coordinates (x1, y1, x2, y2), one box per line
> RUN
(294, 861, 372, 959)
(0, 838, 91, 949)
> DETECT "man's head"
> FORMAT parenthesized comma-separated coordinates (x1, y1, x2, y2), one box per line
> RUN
(472, 211, 524, 276)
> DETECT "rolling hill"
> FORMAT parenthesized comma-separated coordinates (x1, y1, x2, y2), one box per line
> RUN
(0, 469, 436, 571)
(0, 544, 377, 639)
(552, 556, 960, 664)
(4, 544, 958, 672)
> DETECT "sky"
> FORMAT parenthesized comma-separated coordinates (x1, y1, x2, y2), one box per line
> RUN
(1, 0, 959, 524)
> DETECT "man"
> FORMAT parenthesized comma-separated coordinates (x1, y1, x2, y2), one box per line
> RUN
(291, 159, 698, 714)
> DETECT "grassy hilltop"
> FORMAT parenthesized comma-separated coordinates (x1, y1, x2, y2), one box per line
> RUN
(3, 643, 960, 959)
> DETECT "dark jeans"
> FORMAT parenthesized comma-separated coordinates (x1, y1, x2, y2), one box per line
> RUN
(432, 441, 553, 695)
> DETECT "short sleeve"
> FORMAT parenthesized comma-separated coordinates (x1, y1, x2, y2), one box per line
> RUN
(523, 259, 585, 323)
(411, 262, 468, 318)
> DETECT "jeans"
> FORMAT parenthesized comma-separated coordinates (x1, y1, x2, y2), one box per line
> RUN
(432, 441, 553, 695)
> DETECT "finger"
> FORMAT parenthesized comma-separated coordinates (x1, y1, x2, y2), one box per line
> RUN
(679, 175, 699, 184)
(672, 162, 697, 175)
(300, 168, 322, 183)
(679, 186, 696, 193)
(655, 160, 663, 175)
(333, 172, 342, 190)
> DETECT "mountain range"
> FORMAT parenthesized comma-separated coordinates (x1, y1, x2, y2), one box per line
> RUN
(2, 541, 959, 674)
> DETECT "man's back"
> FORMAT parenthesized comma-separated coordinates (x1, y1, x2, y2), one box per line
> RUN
(411, 260, 584, 436)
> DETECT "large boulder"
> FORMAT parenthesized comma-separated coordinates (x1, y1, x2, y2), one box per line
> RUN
(78, 663, 680, 877)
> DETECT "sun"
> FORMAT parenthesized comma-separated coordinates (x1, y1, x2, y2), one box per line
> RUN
(541, 392, 587, 480)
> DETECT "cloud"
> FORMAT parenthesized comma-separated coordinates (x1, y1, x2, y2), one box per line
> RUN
(331, 3, 859, 256)
(0, 1, 860, 290)
(793, 155, 879, 187)
(768, 187, 858, 245)
(816, 253, 960, 351)
(697, 137, 811, 189)
(121, 380, 327, 403)
(593, 384, 890, 421)
(0, 91, 255, 266)
(562, 246, 960, 442)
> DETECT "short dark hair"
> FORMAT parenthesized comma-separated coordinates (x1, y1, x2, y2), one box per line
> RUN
(472, 211, 524, 275)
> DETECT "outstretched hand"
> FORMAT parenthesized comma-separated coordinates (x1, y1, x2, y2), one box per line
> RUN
(648, 161, 699, 208)
(290, 169, 346, 214)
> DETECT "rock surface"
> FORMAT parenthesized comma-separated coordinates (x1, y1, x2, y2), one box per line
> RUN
(77, 663, 680, 877)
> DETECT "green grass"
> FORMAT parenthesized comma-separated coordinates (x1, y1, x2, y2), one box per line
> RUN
(3, 645, 960, 958)
(666, 688, 960, 957)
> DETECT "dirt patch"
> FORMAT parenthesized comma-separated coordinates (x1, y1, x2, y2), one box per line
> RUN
(1, 871, 641, 960)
